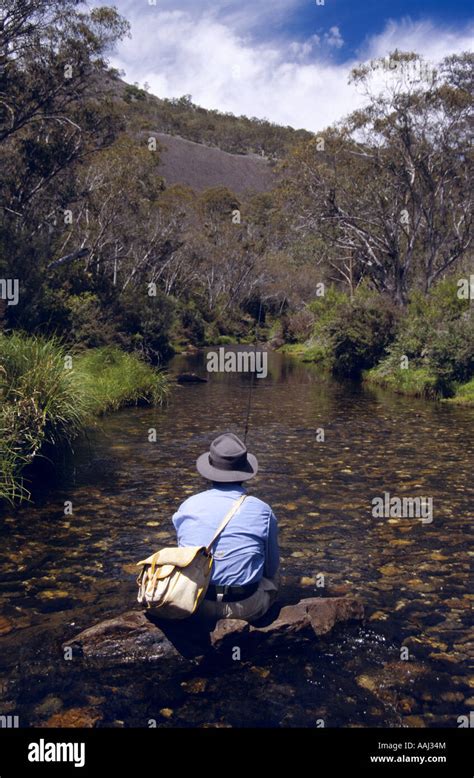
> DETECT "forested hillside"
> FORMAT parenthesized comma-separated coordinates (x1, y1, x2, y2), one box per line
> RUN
(1, 1, 472, 388)
(106, 72, 313, 157)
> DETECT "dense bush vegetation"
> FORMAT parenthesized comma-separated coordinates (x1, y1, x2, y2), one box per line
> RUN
(364, 280, 474, 397)
(1, 4, 471, 367)
(283, 278, 474, 399)
(325, 294, 399, 378)
(288, 288, 398, 376)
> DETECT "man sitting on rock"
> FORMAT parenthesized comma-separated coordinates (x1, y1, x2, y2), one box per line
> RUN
(172, 432, 280, 623)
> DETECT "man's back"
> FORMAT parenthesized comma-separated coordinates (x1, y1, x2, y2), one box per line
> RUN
(172, 483, 279, 586)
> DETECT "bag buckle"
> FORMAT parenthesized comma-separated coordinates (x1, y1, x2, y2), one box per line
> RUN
(216, 585, 229, 602)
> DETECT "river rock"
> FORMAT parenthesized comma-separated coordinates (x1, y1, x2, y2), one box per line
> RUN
(209, 618, 250, 648)
(211, 596, 365, 649)
(176, 373, 208, 383)
(0, 616, 13, 636)
(40, 706, 103, 728)
(65, 596, 364, 666)
(65, 610, 185, 665)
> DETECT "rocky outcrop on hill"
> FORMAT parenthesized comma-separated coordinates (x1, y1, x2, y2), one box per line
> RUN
(154, 132, 276, 194)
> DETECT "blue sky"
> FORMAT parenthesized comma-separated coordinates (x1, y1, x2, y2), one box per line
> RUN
(277, 0, 473, 60)
(106, 0, 473, 131)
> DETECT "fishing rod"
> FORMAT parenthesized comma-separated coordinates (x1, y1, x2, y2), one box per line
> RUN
(243, 299, 263, 444)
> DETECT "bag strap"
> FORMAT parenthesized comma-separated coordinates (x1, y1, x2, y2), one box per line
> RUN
(205, 494, 247, 555)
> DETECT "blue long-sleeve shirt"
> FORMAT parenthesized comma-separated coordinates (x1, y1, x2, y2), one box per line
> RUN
(172, 484, 280, 586)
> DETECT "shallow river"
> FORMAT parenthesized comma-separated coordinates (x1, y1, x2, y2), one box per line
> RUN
(0, 350, 472, 728)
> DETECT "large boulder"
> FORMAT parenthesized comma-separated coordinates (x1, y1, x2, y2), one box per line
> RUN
(65, 597, 364, 666)
(260, 596, 364, 637)
(210, 596, 364, 651)
(65, 609, 185, 665)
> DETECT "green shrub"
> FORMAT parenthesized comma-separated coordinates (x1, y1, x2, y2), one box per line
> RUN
(115, 288, 176, 364)
(446, 377, 474, 405)
(372, 279, 474, 396)
(324, 293, 398, 377)
(67, 293, 118, 348)
(308, 287, 347, 337)
(124, 83, 147, 102)
(300, 343, 331, 363)
(180, 304, 206, 345)
(427, 315, 474, 392)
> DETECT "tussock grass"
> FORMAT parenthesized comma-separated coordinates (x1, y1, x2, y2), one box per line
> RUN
(444, 377, 474, 406)
(363, 365, 441, 399)
(278, 341, 332, 366)
(0, 335, 169, 503)
(364, 364, 474, 405)
(75, 347, 169, 415)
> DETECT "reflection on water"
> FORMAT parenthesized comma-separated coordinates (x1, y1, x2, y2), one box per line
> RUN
(0, 350, 472, 727)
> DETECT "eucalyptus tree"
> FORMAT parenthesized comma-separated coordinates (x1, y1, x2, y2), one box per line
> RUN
(281, 52, 473, 305)
(0, 0, 129, 329)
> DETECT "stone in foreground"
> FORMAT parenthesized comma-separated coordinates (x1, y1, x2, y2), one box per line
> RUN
(66, 596, 363, 666)
(210, 596, 364, 650)
(66, 609, 185, 665)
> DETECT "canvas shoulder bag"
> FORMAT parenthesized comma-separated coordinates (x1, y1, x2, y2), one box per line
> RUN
(136, 494, 247, 619)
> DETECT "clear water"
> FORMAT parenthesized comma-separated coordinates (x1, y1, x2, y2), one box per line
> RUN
(0, 350, 472, 728)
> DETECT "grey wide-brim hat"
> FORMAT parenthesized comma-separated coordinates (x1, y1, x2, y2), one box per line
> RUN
(196, 432, 258, 482)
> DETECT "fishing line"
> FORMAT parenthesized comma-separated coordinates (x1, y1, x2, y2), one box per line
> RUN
(243, 299, 263, 444)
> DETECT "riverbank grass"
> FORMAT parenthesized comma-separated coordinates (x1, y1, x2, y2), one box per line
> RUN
(0, 335, 168, 503)
(74, 347, 169, 414)
(279, 341, 331, 364)
(281, 339, 474, 405)
(363, 364, 441, 399)
(363, 359, 474, 405)
(444, 377, 474, 405)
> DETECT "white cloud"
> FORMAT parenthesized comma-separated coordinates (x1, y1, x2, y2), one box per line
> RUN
(325, 26, 344, 49)
(289, 35, 321, 60)
(109, 8, 474, 133)
(361, 17, 474, 63)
